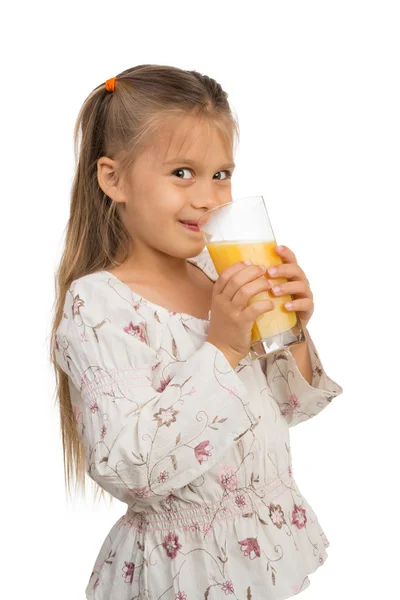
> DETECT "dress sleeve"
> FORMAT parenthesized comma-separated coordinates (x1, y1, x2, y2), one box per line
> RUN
(260, 325, 343, 428)
(55, 277, 258, 507)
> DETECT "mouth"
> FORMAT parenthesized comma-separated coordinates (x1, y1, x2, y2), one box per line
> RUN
(178, 220, 201, 232)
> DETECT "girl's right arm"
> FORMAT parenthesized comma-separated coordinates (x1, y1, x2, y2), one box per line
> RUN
(54, 270, 268, 508)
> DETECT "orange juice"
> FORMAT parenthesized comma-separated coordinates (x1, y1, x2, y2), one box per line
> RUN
(207, 240, 297, 344)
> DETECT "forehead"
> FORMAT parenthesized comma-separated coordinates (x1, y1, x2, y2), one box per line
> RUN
(149, 113, 233, 165)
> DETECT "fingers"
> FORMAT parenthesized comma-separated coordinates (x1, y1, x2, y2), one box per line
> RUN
(231, 276, 272, 310)
(268, 279, 311, 298)
(244, 298, 275, 321)
(214, 261, 250, 295)
(283, 298, 314, 313)
(224, 265, 271, 306)
(274, 245, 297, 263)
(219, 263, 269, 302)
(267, 262, 305, 281)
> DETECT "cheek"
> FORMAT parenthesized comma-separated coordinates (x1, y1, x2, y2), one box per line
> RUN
(128, 200, 182, 234)
(151, 192, 186, 219)
(124, 178, 186, 227)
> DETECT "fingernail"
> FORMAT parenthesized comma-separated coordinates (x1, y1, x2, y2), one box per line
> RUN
(244, 260, 252, 265)
(259, 265, 267, 272)
(275, 245, 283, 252)
(268, 266, 277, 275)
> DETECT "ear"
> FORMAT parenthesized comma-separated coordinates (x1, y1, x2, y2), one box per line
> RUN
(97, 157, 125, 204)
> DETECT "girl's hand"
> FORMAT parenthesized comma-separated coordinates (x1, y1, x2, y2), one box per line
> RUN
(207, 262, 274, 367)
(267, 245, 314, 328)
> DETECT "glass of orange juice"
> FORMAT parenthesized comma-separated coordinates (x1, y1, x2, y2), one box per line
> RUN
(197, 195, 305, 359)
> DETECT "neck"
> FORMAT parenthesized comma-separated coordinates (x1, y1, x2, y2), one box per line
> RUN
(118, 243, 194, 283)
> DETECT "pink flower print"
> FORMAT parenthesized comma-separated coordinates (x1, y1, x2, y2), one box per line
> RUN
(122, 561, 135, 584)
(101, 425, 107, 439)
(81, 373, 90, 386)
(72, 294, 84, 317)
(162, 531, 182, 559)
(235, 494, 247, 507)
(288, 465, 292, 477)
(157, 375, 172, 392)
(55, 338, 59, 351)
(183, 522, 201, 533)
(289, 393, 300, 411)
(165, 494, 174, 505)
(152, 361, 162, 371)
(79, 331, 89, 342)
(238, 537, 261, 560)
(89, 400, 99, 414)
(269, 503, 287, 529)
(202, 523, 213, 537)
(128, 486, 150, 499)
(188, 386, 196, 396)
(153, 406, 179, 427)
(158, 470, 170, 483)
(217, 466, 238, 491)
(291, 503, 307, 528)
(176, 592, 187, 600)
(227, 386, 238, 396)
(222, 580, 235, 594)
(321, 532, 329, 548)
(93, 578, 99, 589)
(123, 321, 146, 344)
(209, 571, 216, 581)
(194, 440, 213, 464)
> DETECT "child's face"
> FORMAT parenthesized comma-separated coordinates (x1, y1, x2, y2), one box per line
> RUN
(118, 113, 235, 259)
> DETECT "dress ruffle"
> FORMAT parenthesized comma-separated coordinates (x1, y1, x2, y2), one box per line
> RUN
(85, 468, 330, 600)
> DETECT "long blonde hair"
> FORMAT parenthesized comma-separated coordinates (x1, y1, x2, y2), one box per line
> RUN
(49, 64, 240, 504)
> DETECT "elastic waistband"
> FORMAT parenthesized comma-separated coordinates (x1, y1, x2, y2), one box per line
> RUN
(121, 467, 292, 534)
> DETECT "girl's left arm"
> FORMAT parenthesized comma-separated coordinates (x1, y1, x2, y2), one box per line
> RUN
(260, 324, 343, 428)
(260, 245, 343, 427)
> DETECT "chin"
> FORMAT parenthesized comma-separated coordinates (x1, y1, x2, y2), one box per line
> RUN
(173, 240, 206, 259)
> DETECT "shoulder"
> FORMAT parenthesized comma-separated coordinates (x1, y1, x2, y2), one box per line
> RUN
(57, 270, 155, 354)
(62, 270, 144, 326)
(55, 272, 158, 389)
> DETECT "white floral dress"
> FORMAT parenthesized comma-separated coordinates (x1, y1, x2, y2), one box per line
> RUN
(54, 246, 343, 600)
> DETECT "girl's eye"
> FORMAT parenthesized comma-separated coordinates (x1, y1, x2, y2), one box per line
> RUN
(172, 168, 233, 180)
(173, 168, 192, 179)
(214, 170, 232, 181)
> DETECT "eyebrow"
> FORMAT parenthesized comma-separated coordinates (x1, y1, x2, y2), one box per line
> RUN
(164, 157, 236, 170)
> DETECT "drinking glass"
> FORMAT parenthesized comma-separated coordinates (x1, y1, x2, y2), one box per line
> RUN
(197, 195, 306, 359)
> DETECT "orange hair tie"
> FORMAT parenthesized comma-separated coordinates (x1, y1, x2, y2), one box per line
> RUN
(105, 77, 116, 92)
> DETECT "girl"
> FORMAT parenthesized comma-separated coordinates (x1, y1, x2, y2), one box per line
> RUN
(51, 64, 343, 600)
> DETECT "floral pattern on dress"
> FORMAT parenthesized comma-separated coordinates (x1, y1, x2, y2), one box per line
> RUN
(55, 246, 343, 600)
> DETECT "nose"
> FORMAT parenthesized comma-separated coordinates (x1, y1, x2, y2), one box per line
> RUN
(192, 189, 232, 212)
(194, 197, 233, 229)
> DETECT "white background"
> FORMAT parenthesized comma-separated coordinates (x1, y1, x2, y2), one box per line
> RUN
(2, 1, 399, 598)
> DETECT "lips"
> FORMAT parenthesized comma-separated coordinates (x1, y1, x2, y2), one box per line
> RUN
(178, 219, 201, 232)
